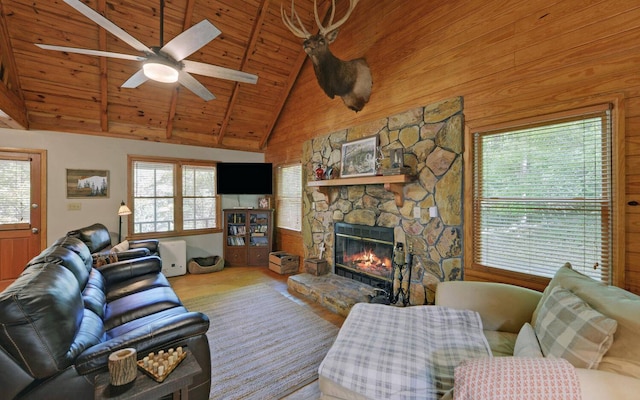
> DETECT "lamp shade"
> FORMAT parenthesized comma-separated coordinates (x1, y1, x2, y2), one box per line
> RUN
(118, 201, 132, 216)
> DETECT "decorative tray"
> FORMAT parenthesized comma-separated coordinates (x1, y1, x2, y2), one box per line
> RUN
(137, 347, 187, 383)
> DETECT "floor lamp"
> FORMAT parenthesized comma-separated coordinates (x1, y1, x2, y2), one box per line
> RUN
(118, 201, 132, 243)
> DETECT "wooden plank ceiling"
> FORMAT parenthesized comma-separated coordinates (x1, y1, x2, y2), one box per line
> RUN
(0, 0, 326, 151)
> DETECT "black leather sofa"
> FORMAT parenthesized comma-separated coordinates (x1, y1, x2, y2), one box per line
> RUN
(0, 233, 211, 399)
(67, 222, 159, 262)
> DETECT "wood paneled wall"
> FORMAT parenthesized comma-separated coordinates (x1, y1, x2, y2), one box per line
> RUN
(265, 0, 640, 294)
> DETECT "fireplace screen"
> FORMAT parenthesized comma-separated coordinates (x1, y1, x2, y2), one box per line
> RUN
(334, 223, 394, 285)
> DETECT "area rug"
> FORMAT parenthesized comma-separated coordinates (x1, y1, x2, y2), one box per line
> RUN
(182, 284, 339, 400)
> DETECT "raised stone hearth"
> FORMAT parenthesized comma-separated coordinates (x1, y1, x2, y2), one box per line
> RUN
(287, 273, 377, 317)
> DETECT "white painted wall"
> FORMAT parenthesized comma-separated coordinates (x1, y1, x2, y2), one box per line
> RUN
(0, 128, 264, 260)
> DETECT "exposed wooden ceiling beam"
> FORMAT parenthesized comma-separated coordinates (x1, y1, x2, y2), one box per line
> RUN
(259, 49, 307, 150)
(166, 0, 197, 139)
(0, 1, 28, 129)
(98, 0, 108, 132)
(218, 0, 270, 146)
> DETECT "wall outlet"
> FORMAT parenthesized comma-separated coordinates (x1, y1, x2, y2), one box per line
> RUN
(413, 206, 421, 218)
(429, 206, 438, 218)
(68, 202, 81, 211)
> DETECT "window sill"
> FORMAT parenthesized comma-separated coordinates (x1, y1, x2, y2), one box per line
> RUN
(128, 227, 223, 241)
(275, 227, 302, 236)
(464, 267, 550, 292)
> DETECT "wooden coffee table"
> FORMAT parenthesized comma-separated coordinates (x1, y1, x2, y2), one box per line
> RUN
(94, 352, 202, 400)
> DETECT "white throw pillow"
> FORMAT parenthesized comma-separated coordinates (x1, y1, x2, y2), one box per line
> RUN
(534, 285, 617, 369)
(514, 323, 543, 358)
(111, 240, 129, 253)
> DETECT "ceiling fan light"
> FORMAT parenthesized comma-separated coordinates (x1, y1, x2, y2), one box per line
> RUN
(143, 60, 179, 83)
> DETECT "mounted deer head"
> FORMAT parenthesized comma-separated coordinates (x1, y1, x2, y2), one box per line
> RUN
(281, 0, 372, 112)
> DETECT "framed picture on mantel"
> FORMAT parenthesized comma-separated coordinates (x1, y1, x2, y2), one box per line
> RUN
(340, 135, 379, 178)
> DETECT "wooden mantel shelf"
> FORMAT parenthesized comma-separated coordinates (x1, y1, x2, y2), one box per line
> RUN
(307, 174, 415, 206)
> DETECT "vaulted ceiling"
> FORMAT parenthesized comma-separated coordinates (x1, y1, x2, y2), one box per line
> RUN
(0, 0, 330, 152)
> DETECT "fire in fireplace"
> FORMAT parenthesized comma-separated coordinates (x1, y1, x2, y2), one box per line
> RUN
(334, 223, 394, 289)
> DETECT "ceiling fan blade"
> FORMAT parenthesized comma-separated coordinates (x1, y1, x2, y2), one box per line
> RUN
(63, 0, 152, 54)
(121, 69, 149, 88)
(178, 71, 216, 101)
(160, 20, 221, 62)
(182, 60, 258, 84)
(35, 44, 146, 61)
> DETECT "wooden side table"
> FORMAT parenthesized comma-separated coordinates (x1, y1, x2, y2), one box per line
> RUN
(95, 352, 202, 400)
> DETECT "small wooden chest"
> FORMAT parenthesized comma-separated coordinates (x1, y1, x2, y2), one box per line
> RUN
(268, 252, 299, 274)
(304, 258, 329, 276)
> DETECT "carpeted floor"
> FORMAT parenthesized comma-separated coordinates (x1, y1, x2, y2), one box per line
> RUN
(182, 284, 339, 400)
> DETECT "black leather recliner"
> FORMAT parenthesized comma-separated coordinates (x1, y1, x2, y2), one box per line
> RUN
(0, 234, 211, 399)
(67, 222, 159, 262)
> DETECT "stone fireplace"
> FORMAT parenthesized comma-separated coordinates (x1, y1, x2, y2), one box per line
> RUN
(334, 222, 394, 290)
(299, 97, 464, 306)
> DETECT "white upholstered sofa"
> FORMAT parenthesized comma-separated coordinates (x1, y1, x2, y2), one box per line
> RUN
(318, 264, 640, 399)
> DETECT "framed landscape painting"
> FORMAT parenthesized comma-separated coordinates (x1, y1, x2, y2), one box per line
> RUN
(340, 135, 379, 178)
(66, 169, 109, 198)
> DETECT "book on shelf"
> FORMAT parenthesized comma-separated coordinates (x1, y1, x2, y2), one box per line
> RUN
(229, 214, 246, 224)
(228, 225, 246, 235)
(227, 237, 245, 246)
(250, 237, 268, 246)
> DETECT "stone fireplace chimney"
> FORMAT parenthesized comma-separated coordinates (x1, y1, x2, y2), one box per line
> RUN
(302, 97, 464, 305)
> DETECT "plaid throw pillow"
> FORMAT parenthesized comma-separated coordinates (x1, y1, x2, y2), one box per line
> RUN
(534, 285, 617, 369)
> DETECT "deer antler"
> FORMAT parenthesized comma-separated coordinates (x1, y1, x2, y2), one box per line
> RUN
(281, 0, 311, 39)
(316, 0, 360, 35)
(282, 0, 360, 38)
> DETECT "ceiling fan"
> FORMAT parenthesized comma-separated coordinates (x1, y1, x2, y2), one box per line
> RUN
(35, 0, 258, 101)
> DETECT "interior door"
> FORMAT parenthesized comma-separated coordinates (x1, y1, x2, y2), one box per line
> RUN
(0, 149, 46, 291)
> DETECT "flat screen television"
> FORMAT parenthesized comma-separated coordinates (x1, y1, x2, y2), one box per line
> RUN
(217, 162, 273, 195)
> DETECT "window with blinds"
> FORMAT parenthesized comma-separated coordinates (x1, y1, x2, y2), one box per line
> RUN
(133, 160, 175, 233)
(183, 165, 217, 230)
(276, 164, 302, 231)
(472, 105, 612, 283)
(0, 158, 30, 227)
(130, 157, 220, 236)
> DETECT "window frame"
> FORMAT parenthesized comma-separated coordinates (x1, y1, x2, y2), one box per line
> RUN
(0, 153, 32, 229)
(464, 99, 625, 290)
(275, 163, 302, 233)
(128, 155, 222, 239)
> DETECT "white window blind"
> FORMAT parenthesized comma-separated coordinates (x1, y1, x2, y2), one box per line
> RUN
(0, 158, 30, 226)
(276, 164, 302, 231)
(133, 161, 175, 233)
(182, 165, 217, 230)
(472, 106, 612, 283)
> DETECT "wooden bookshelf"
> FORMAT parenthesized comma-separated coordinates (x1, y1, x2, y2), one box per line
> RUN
(223, 209, 274, 266)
